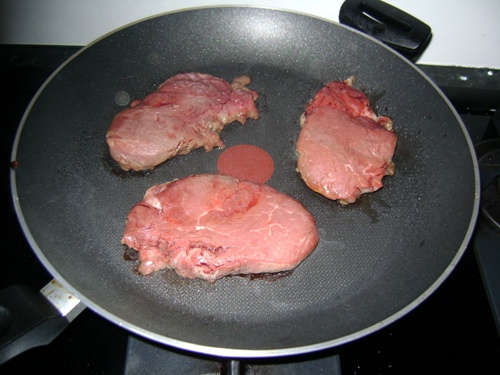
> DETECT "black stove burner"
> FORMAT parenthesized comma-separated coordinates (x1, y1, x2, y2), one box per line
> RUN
(482, 175, 500, 230)
(475, 105, 500, 229)
(476, 138, 500, 229)
(125, 335, 342, 374)
(475, 122, 500, 231)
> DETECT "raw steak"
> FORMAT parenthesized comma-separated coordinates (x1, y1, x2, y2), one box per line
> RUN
(296, 77, 397, 204)
(106, 73, 259, 171)
(122, 174, 319, 281)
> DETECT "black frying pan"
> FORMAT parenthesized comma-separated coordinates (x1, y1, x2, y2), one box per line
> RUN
(10, 6, 478, 357)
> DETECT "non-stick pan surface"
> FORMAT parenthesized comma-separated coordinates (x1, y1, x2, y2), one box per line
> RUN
(11, 7, 478, 357)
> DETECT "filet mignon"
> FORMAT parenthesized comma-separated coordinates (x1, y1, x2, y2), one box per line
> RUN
(122, 174, 319, 281)
(106, 73, 259, 171)
(296, 77, 397, 204)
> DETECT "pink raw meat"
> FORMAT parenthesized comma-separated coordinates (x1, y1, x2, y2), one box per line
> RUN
(107, 73, 259, 171)
(122, 174, 319, 281)
(296, 77, 397, 204)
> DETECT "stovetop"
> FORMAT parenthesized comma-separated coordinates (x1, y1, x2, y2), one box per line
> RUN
(1, 45, 499, 374)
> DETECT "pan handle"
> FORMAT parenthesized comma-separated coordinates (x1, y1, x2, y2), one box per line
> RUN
(0, 280, 85, 364)
(339, 0, 432, 61)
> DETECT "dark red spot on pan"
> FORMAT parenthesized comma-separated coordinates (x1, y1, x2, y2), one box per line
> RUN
(217, 144, 274, 184)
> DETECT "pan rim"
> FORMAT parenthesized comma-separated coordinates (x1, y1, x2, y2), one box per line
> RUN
(10, 5, 480, 358)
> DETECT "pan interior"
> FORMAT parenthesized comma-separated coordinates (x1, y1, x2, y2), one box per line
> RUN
(12, 7, 478, 356)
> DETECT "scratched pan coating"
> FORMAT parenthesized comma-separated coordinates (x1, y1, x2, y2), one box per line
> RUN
(11, 7, 478, 357)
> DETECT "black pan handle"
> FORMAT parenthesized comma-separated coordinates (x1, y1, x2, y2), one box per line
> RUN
(0, 281, 85, 364)
(339, 0, 432, 61)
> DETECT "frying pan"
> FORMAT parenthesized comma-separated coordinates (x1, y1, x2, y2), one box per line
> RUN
(10, 6, 478, 358)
